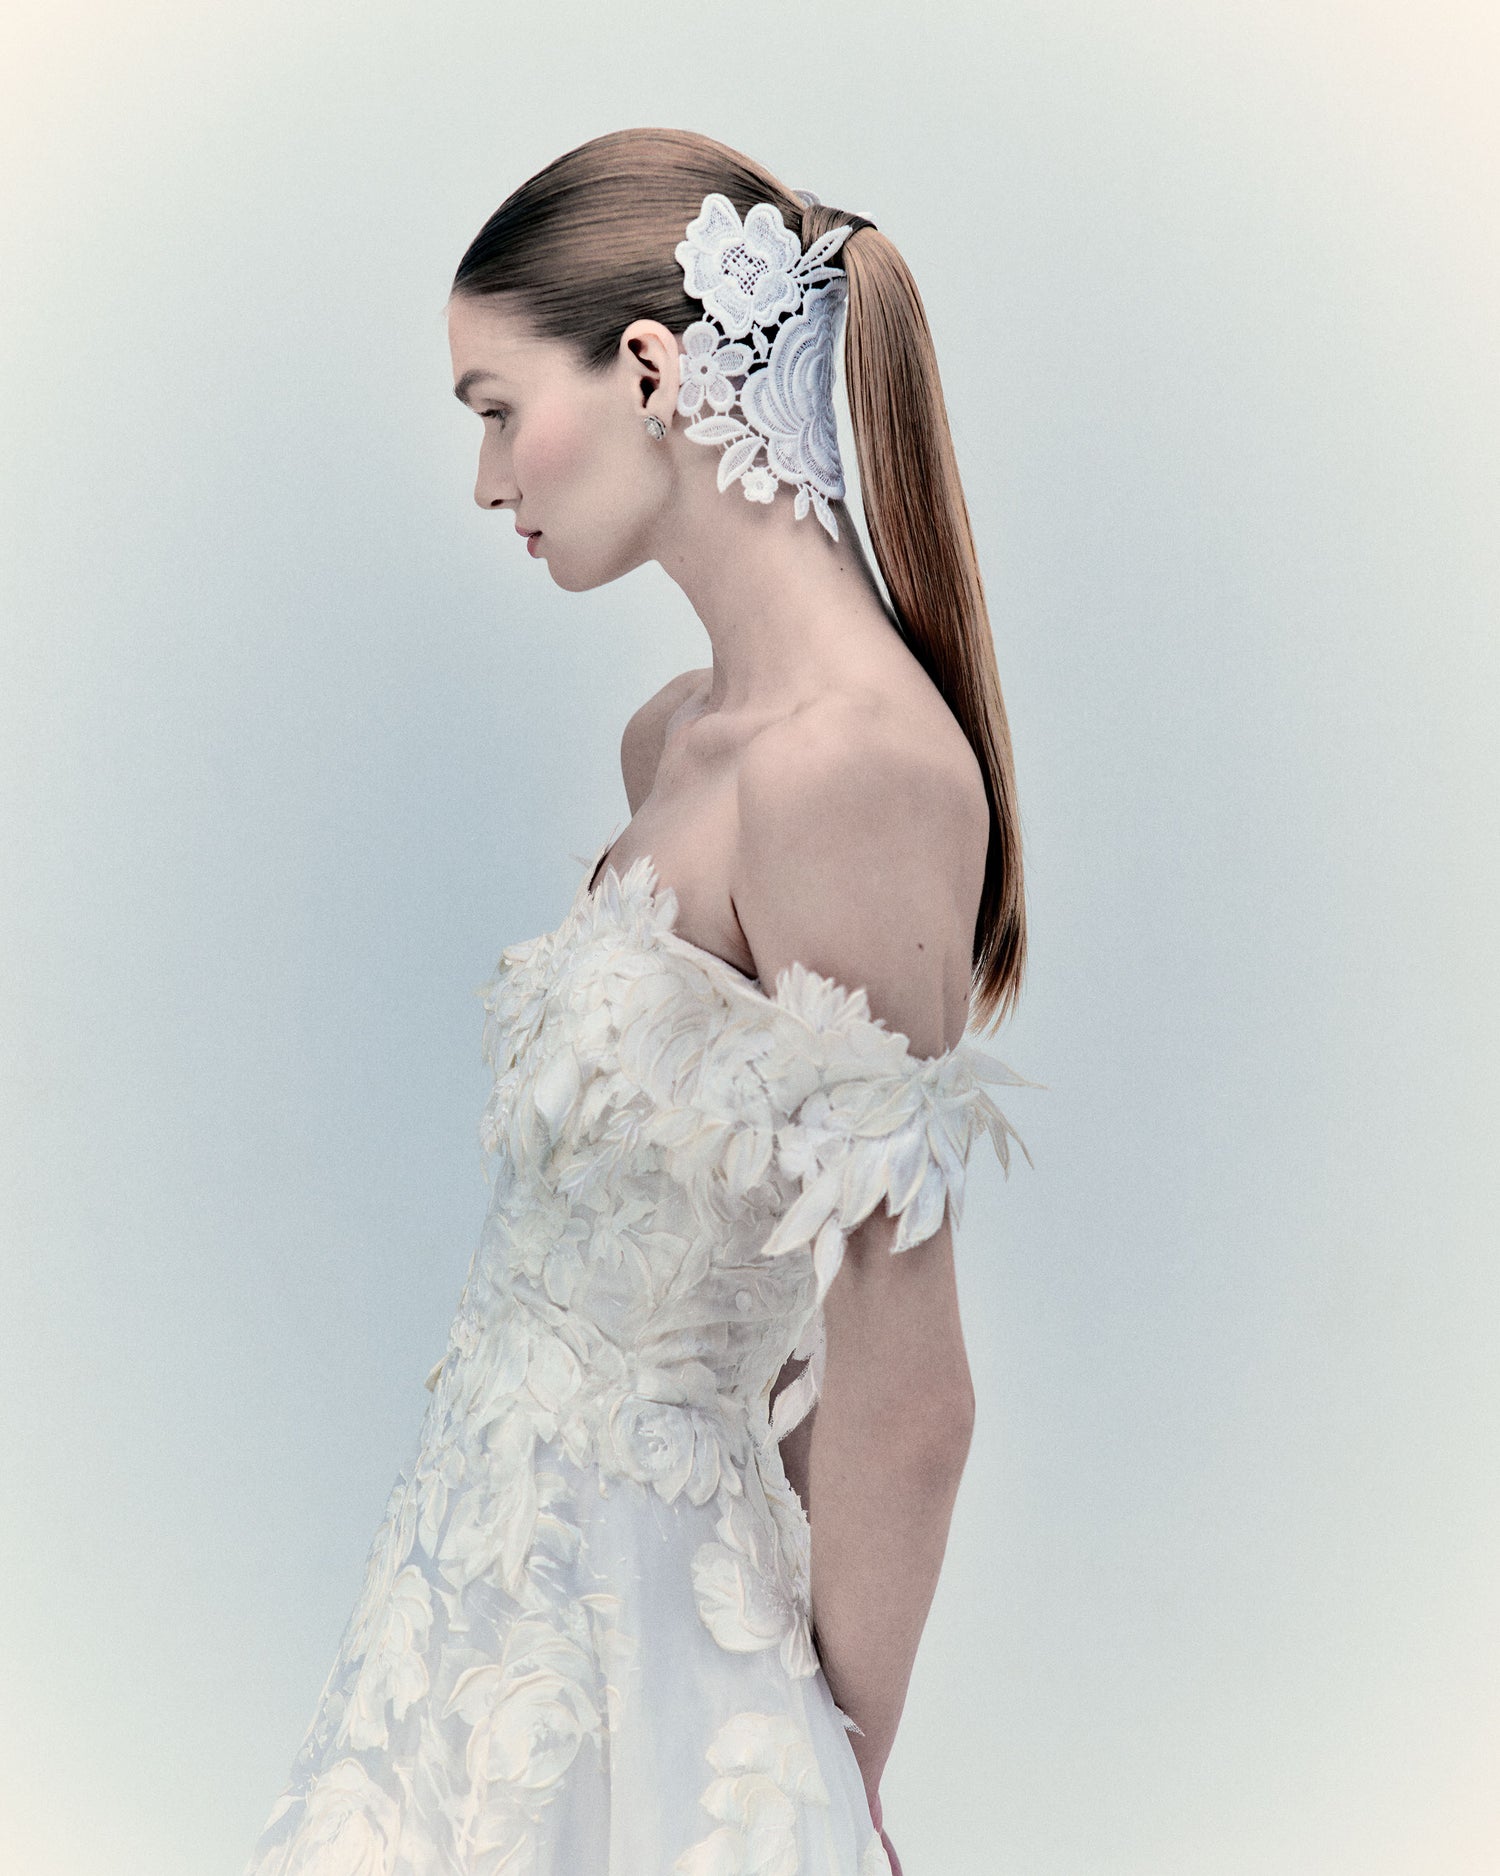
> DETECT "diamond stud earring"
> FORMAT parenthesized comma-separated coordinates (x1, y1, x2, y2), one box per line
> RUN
(643, 414, 667, 439)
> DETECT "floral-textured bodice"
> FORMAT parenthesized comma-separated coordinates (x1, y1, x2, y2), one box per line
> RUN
(457, 845, 1030, 1452)
(243, 841, 1030, 1876)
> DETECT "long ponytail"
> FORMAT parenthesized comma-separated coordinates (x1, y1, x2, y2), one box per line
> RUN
(804, 204, 1027, 1029)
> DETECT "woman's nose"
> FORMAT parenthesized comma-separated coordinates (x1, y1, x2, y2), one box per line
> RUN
(474, 447, 516, 510)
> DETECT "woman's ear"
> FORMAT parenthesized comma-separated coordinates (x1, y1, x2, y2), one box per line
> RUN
(619, 319, 682, 428)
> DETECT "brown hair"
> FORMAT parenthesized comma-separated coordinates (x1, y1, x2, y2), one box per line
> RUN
(450, 127, 1026, 1031)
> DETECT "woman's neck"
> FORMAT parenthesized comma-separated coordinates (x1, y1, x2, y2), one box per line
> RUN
(651, 492, 901, 712)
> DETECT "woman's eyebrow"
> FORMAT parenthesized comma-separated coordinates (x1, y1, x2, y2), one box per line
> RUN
(453, 368, 502, 406)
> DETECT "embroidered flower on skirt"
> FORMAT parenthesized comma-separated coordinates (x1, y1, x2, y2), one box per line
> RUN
(673, 191, 855, 540)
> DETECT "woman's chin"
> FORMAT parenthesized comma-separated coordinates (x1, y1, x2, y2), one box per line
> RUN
(548, 548, 640, 594)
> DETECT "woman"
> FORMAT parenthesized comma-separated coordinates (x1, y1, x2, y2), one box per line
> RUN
(245, 126, 1031, 1876)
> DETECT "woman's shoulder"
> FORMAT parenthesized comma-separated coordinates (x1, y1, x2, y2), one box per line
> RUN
(739, 680, 988, 872)
(732, 690, 989, 1058)
(618, 666, 713, 804)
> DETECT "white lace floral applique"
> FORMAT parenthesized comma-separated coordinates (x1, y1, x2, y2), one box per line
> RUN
(674, 192, 855, 539)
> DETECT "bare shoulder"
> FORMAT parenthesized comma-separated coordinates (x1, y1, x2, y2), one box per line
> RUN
(618, 666, 713, 811)
(733, 693, 989, 1057)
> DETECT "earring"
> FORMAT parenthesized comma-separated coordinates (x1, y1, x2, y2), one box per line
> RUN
(643, 414, 667, 440)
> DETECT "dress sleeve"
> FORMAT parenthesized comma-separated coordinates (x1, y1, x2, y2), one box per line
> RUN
(750, 962, 1037, 1442)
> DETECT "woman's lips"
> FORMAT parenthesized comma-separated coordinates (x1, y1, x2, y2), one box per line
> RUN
(526, 531, 542, 556)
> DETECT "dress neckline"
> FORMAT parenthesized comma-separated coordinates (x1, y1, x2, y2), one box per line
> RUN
(575, 834, 1016, 1080)
(581, 834, 762, 990)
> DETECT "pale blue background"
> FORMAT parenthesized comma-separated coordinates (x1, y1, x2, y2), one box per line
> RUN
(2, 2, 1497, 1871)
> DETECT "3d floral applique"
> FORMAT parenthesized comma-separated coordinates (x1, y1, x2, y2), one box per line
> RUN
(690, 1488, 819, 1680)
(674, 1710, 832, 1876)
(269, 1758, 402, 1873)
(443, 1611, 604, 1792)
(674, 191, 855, 539)
(344, 1566, 435, 1751)
(243, 836, 1033, 1876)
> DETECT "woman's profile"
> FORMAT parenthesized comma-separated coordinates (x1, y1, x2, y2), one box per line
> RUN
(244, 125, 1033, 1876)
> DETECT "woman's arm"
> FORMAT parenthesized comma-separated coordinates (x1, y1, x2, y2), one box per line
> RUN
(771, 1222, 974, 1810)
(805, 1204, 975, 1805)
(732, 706, 991, 1805)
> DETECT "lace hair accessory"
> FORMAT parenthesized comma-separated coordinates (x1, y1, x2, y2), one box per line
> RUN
(674, 191, 855, 540)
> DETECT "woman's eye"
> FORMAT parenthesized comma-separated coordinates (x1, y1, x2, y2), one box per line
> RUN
(480, 408, 509, 427)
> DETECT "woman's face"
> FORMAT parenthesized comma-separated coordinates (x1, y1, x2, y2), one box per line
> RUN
(446, 293, 681, 592)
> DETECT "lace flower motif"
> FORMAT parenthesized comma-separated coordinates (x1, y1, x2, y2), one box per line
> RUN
(676, 196, 806, 339)
(678, 323, 753, 416)
(673, 191, 855, 540)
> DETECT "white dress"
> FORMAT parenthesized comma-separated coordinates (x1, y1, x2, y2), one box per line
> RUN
(243, 834, 1030, 1876)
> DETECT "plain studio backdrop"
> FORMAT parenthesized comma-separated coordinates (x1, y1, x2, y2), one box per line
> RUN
(2, 2, 1496, 1872)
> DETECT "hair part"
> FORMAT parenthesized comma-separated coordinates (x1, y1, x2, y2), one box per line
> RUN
(451, 127, 1027, 1031)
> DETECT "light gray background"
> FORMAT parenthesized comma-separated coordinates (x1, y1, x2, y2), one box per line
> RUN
(2, 2, 1496, 1871)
